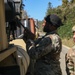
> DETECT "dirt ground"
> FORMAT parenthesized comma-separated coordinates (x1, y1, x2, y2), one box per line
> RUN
(62, 38, 75, 47)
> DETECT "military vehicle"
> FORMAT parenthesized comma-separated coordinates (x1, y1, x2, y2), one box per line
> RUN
(0, 0, 37, 75)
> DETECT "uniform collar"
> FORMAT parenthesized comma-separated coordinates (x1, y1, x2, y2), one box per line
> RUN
(46, 30, 57, 35)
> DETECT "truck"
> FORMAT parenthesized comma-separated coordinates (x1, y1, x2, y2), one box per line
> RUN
(0, 0, 37, 75)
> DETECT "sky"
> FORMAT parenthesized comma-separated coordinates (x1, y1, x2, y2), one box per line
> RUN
(23, 0, 62, 21)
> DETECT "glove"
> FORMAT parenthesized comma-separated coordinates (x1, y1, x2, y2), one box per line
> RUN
(23, 29, 35, 42)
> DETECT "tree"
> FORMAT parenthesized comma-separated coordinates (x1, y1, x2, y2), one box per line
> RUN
(70, 0, 74, 3)
(46, 2, 53, 15)
(62, 0, 69, 7)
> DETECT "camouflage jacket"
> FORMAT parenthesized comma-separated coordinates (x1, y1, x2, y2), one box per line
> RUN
(26, 31, 62, 75)
(65, 46, 75, 75)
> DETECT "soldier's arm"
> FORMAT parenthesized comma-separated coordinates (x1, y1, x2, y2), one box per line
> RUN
(66, 50, 74, 75)
(27, 36, 52, 59)
(66, 57, 74, 75)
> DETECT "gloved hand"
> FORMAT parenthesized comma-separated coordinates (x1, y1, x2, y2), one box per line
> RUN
(23, 29, 35, 42)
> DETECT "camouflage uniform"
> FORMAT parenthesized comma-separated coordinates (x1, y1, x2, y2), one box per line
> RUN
(65, 25, 75, 75)
(26, 31, 62, 75)
(65, 46, 75, 75)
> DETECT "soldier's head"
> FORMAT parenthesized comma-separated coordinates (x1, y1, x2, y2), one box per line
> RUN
(42, 14, 63, 32)
(72, 26, 75, 42)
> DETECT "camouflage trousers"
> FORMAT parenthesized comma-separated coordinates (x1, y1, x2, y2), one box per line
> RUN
(34, 60, 62, 75)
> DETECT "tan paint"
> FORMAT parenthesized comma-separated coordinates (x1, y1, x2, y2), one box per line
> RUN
(0, 0, 8, 51)
(0, 46, 16, 62)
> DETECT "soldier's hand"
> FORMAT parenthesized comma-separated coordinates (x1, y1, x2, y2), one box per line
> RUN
(23, 29, 35, 42)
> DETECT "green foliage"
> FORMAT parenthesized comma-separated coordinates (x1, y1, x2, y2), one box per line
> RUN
(57, 20, 73, 39)
(62, 0, 68, 7)
(38, 20, 43, 32)
(46, 2, 53, 15)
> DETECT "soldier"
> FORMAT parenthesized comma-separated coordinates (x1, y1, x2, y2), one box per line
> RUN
(23, 14, 63, 75)
(65, 26, 75, 75)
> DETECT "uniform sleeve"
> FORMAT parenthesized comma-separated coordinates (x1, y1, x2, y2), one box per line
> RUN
(66, 57, 74, 75)
(65, 51, 74, 75)
(27, 37, 52, 59)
